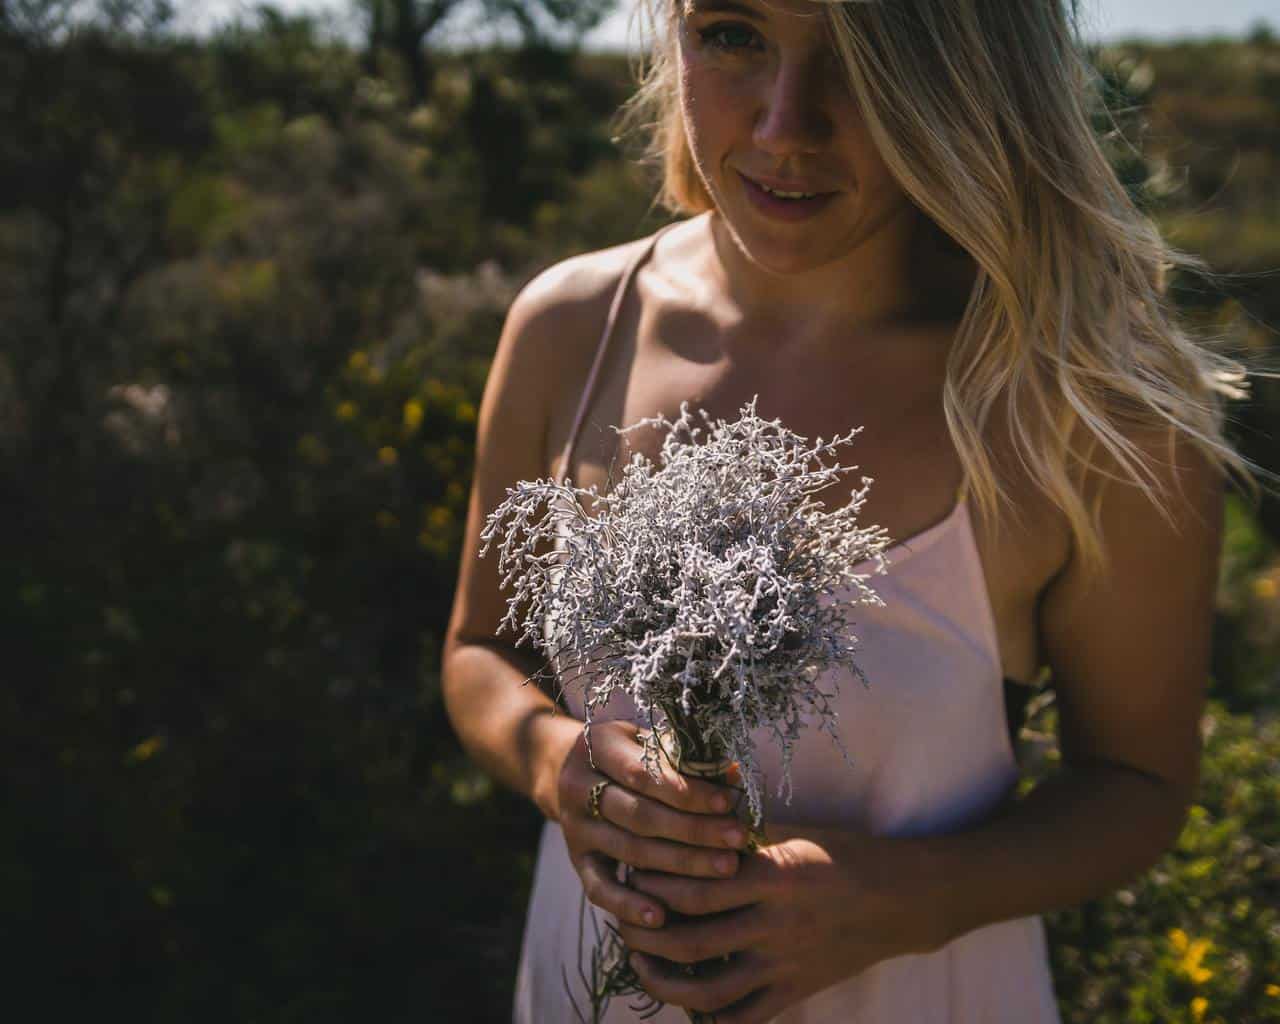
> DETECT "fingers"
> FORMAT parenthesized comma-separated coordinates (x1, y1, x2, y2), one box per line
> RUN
(627, 868, 759, 917)
(589, 818, 742, 879)
(579, 723, 736, 816)
(578, 852, 666, 930)
(618, 904, 768, 965)
(597, 780, 749, 852)
(628, 949, 774, 1017)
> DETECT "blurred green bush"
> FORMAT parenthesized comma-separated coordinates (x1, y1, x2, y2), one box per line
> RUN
(0, 8, 1276, 1022)
(1032, 695, 1280, 1023)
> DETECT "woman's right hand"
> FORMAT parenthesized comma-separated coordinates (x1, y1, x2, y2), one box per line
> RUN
(556, 720, 751, 930)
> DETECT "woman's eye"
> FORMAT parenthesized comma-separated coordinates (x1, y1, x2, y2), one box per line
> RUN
(697, 22, 762, 54)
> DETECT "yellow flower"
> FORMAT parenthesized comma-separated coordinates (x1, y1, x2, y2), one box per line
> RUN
(1254, 575, 1278, 600)
(426, 505, 452, 530)
(347, 350, 369, 371)
(1190, 996, 1208, 1022)
(129, 736, 166, 763)
(455, 399, 476, 423)
(1186, 857, 1215, 881)
(378, 446, 399, 466)
(1177, 936, 1214, 985)
(375, 510, 399, 530)
(1265, 984, 1280, 998)
(336, 400, 358, 422)
(403, 399, 424, 433)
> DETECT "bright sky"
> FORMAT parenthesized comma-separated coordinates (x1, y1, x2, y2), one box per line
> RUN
(190, 0, 1276, 46)
(590, 0, 1276, 49)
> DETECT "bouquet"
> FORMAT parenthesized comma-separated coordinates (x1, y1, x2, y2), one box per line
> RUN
(479, 396, 890, 1021)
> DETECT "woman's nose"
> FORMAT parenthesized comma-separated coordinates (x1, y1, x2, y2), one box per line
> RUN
(753, 58, 834, 156)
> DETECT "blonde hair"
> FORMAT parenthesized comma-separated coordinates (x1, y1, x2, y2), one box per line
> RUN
(615, 0, 1255, 572)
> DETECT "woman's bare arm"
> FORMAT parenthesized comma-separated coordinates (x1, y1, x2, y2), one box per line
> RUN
(908, 428, 1224, 941)
(441, 266, 587, 823)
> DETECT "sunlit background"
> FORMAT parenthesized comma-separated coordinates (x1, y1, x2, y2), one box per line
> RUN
(186, 0, 1280, 44)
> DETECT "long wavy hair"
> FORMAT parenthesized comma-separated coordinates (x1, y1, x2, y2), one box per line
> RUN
(614, 0, 1254, 571)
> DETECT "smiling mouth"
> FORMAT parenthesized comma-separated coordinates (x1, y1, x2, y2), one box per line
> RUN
(737, 173, 842, 222)
(762, 185, 820, 199)
(739, 172, 839, 200)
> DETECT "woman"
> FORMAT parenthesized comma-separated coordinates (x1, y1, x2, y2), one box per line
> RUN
(442, 0, 1249, 1020)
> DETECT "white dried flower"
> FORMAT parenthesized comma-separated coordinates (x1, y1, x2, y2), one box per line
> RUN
(480, 396, 889, 826)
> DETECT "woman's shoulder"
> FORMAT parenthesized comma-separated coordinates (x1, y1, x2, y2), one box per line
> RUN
(513, 233, 662, 331)
(490, 231, 674, 467)
(494, 233, 659, 381)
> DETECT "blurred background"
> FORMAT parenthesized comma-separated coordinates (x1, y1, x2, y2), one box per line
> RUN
(1, 1, 1277, 1021)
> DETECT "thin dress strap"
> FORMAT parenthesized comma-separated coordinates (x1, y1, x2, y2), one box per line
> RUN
(554, 223, 679, 486)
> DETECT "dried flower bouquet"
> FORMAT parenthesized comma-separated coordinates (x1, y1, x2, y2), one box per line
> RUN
(480, 396, 890, 1020)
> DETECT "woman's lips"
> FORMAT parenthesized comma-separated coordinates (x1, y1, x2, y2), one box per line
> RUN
(738, 172, 840, 222)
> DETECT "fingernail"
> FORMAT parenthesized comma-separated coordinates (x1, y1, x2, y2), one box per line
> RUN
(715, 853, 736, 875)
(724, 827, 745, 848)
(642, 907, 658, 926)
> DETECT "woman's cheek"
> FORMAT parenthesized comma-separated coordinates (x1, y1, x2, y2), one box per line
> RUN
(679, 70, 716, 172)
(681, 66, 746, 166)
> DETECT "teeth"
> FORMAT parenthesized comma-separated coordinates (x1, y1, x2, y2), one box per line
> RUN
(761, 183, 817, 199)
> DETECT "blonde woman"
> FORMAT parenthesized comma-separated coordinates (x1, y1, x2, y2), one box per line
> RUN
(442, 0, 1249, 1020)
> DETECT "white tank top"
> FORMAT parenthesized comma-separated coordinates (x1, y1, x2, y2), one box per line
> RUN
(512, 223, 1060, 1023)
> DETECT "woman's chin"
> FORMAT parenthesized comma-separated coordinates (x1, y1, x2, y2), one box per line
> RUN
(727, 227, 845, 277)
(707, 203, 850, 276)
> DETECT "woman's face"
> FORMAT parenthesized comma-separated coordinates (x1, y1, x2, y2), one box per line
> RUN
(675, 0, 917, 276)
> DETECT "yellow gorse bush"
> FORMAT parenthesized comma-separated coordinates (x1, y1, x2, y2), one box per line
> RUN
(128, 735, 166, 763)
(403, 399, 425, 433)
(1168, 929, 1215, 985)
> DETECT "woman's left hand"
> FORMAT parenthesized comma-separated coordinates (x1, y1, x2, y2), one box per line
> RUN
(615, 825, 949, 1023)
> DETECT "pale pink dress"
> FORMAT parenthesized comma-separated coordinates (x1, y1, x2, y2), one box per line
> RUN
(512, 224, 1061, 1023)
